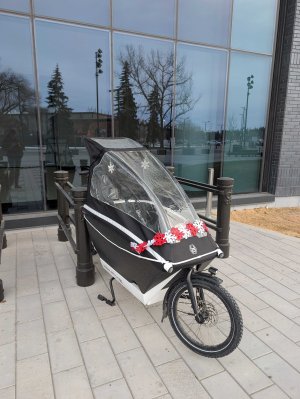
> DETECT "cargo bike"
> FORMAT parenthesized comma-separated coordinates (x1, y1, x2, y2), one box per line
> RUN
(84, 137, 243, 357)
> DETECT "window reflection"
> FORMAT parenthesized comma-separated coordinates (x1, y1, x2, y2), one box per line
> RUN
(178, 0, 232, 47)
(0, 0, 29, 12)
(113, 0, 175, 38)
(0, 14, 42, 212)
(174, 44, 227, 188)
(231, 0, 278, 54)
(34, 0, 110, 27)
(113, 33, 174, 165)
(224, 52, 272, 193)
(35, 21, 111, 207)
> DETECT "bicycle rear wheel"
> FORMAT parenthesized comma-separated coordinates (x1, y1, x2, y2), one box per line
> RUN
(167, 277, 243, 357)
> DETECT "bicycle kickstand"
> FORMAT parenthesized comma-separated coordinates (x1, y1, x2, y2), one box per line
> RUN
(98, 277, 116, 306)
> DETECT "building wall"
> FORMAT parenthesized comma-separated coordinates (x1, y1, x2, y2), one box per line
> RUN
(266, 0, 300, 196)
(276, 0, 300, 196)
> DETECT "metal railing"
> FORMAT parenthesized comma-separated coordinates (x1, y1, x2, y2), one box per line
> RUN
(54, 171, 95, 287)
(175, 175, 234, 258)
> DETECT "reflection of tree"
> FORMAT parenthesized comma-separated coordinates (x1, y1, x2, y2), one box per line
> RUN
(0, 69, 35, 130)
(147, 85, 160, 146)
(118, 46, 195, 147)
(116, 61, 138, 139)
(46, 65, 74, 167)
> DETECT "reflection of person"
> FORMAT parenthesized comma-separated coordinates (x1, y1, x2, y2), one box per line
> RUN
(1, 128, 24, 188)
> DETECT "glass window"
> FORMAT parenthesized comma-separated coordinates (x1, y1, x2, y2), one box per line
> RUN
(231, 0, 278, 54)
(223, 52, 272, 193)
(174, 44, 228, 188)
(113, 33, 174, 165)
(113, 0, 175, 38)
(0, 14, 42, 213)
(0, 0, 29, 12)
(34, 0, 110, 27)
(35, 20, 111, 207)
(178, 0, 232, 47)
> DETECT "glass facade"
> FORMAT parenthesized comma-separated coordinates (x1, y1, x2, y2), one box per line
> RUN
(0, 0, 279, 213)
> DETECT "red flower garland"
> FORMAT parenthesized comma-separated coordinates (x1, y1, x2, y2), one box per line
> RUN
(130, 219, 208, 254)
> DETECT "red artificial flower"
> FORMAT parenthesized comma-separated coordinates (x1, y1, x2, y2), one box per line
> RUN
(186, 223, 198, 237)
(153, 232, 167, 246)
(203, 223, 209, 232)
(170, 227, 184, 241)
(135, 241, 148, 254)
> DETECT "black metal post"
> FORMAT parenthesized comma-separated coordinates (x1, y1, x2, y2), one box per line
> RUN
(72, 187, 95, 287)
(0, 187, 7, 250)
(54, 170, 70, 242)
(79, 159, 89, 186)
(216, 177, 234, 258)
(0, 279, 4, 302)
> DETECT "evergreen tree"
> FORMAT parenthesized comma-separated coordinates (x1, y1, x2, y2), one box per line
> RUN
(117, 61, 138, 139)
(147, 85, 161, 146)
(46, 65, 73, 141)
(46, 65, 74, 166)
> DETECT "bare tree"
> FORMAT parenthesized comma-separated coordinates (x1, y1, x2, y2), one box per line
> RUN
(0, 69, 35, 118)
(118, 45, 197, 146)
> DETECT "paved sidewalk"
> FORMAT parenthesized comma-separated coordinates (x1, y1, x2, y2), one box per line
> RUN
(0, 222, 300, 399)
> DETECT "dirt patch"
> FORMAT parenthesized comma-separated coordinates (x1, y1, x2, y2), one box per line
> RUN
(230, 207, 300, 238)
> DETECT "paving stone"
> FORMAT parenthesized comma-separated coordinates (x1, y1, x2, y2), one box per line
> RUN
(157, 359, 210, 399)
(170, 336, 224, 380)
(238, 327, 272, 360)
(58, 268, 77, 288)
(118, 298, 154, 328)
(202, 371, 250, 399)
(16, 259, 35, 278)
(219, 349, 273, 394)
(292, 298, 300, 308)
(257, 307, 300, 342)
(53, 366, 93, 399)
(255, 327, 300, 372)
(0, 311, 15, 346)
(117, 347, 167, 399)
(258, 278, 300, 301)
(1, 270, 16, 289)
(0, 385, 15, 399)
(90, 294, 123, 320)
(254, 353, 300, 399)
(54, 254, 75, 271)
(48, 329, 83, 374)
(256, 291, 300, 319)
(35, 253, 55, 268)
(43, 301, 72, 334)
(17, 319, 47, 360)
(251, 384, 290, 399)
(37, 264, 59, 283)
(0, 342, 15, 389)
(64, 286, 92, 311)
(102, 315, 140, 354)
(16, 275, 39, 298)
(93, 378, 133, 399)
(134, 323, 179, 366)
(147, 304, 175, 338)
(16, 353, 54, 399)
(71, 307, 105, 343)
(81, 337, 122, 388)
(0, 286, 16, 315)
(16, 293, 42, 324)
(39, 280, 64, 304)
(50, 242, 69, 257)
(229, 286, 268, 312)
(237, 303, 270, 332)
(229, 272, 265, 294)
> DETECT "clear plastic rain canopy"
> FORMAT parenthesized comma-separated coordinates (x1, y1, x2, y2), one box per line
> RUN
(90, 148, 199, 233)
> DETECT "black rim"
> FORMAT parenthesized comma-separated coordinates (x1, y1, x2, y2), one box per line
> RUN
(171, 282, 235, 353)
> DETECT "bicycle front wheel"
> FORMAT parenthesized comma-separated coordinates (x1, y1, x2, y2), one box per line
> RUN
(168, 277, 243, 358)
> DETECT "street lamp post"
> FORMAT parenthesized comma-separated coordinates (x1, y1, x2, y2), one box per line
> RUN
(243, 74, 254, 145)
(95, 49, 103, 136)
